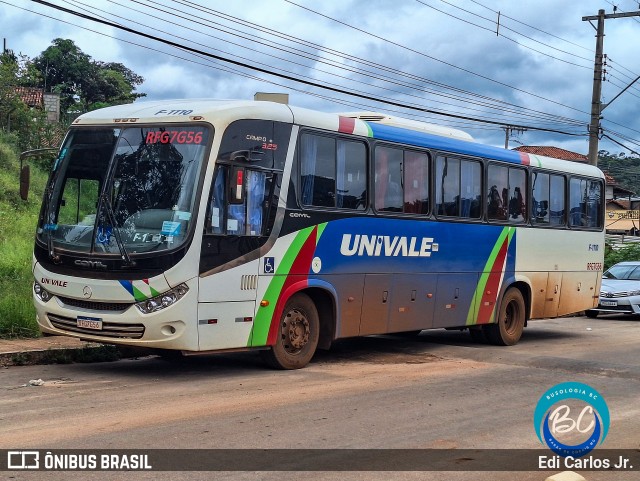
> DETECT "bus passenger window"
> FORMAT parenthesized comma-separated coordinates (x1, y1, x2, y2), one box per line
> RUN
(300, 134, 335, 208)
(487, 165, 508, 221)
(569, 178, 586, 227)
(488, 165, 525, 223)
(586, 180, 603, 228)
(404, 151, 429, 214)
(532, 172, 550, 224)
(460, 160, 481, 218)
(435, 156, 480, 218)
(337, 140, 367, 210)
(549, 175, 566, 226)
(300, 134, 367, 210)
(569, 177, 602, 229)
(375, 146, 403, 212)
(509, 168, 526, 223)
(435, 156, 460, 216)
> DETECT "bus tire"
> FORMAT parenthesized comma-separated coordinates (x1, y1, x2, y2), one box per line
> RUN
(261, 293, 319, 370)
(585, 310, 599, 318)
(486, 288, 525, 346)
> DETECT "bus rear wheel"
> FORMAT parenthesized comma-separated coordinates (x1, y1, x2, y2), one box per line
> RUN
(261, 293, 319, 370)
(486, 288, 525, 346)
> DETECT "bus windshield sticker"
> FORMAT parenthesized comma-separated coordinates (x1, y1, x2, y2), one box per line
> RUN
(175, 211, 191, 221)
(96, 226, 112, 245)
(227, 219, 239, 232)
(160, 221, 181, 236)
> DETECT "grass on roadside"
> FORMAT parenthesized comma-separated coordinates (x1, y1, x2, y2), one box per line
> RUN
(0, 139, 49, 338)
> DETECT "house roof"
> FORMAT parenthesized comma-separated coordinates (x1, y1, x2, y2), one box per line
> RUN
(14, 86, 44, 107)
(513, 145, 588, 162)
(513, 145, 621, 185)
(607, 199, 629, 209)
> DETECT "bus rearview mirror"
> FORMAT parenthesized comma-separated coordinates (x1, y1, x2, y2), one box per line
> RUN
(19, 165, 30, 201)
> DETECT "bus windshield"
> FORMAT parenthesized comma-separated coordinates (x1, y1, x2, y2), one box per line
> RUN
(38, 125, 211, 256)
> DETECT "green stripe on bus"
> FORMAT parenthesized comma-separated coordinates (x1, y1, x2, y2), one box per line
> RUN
(249, 226, 317, 347)
(466, 226, 514, 325)
(132, 285, 148, 302)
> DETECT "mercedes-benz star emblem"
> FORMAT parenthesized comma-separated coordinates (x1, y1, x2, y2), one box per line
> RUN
(82, 286, 92, 298)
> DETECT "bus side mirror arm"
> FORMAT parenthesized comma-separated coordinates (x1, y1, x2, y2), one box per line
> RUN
(19, 148, 58, 201)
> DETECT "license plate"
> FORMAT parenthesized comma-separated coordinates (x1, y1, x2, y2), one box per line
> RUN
(600, 300, 617, 307)
(77, 316, 103, 330)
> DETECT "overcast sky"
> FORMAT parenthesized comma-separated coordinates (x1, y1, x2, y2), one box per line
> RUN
(2, 0, 640, 155)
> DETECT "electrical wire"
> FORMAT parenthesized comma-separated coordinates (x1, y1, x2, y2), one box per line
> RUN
(282, 0, 591, 116)
(24, 0, 590, 136)
(419, 0, 593, 68)
(65, 0, 582, 128)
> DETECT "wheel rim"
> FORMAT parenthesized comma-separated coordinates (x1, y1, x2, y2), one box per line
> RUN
(281, 308, 310, 354)
(503, 300, 520, 334)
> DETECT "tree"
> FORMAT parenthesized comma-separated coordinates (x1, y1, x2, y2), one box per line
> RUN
(32, 38, 145, 114)
(598, 150, 640, 196)
(0, 50, 48, 152)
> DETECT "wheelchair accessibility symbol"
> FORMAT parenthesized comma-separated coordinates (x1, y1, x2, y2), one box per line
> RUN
(264, 257, 275, 274)
(96, 226, 113, 245)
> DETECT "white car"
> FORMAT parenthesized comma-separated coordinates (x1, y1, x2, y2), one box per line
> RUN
(587, 261, 640, 318)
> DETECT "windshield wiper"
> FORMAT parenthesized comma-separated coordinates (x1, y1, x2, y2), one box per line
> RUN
(99, 192, 135, 267)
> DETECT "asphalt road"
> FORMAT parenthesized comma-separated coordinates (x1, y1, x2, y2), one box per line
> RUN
(1, 315, 639, 481)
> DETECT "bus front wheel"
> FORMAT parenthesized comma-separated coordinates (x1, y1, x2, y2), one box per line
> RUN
(261, 293, 319, 370)
(486, 288, 525, 346)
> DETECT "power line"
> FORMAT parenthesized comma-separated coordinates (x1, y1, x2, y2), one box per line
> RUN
(76, 0, 578, 128)
(467, 0, 594, 53)
(157, 0, 586, 127)
(22, 0, 588, 136)
(418, 0, 593, 68)
(283, 0, 590, 116)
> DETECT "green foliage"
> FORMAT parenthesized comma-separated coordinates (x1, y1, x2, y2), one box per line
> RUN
(604, 241, 640, 270)
(0, 140, 48, 338)
(0, 38, 145, 338)
(598, 150, 640, 196)
(33, 38, 145, 113)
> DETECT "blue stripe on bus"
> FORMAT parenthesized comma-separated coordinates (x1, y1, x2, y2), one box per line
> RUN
(367, 123, 525, 165)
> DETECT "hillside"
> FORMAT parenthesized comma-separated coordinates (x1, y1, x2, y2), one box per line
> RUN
(599, 151, 640, 196)
(0, 136, 49, 337)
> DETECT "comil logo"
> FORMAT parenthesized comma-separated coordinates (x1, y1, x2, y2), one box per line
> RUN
(534, 382, 610, 457)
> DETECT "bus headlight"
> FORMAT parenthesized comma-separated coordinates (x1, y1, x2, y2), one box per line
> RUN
(34, 282, 52, 302)
(135, 284, 189, 314)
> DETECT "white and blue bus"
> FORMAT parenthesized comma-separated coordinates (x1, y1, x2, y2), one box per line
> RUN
(32, 99, 605, 369)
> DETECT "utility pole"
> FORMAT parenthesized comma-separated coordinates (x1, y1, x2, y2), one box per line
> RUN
(502, 125, 527, 149)
(583, 9, 640, 166)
